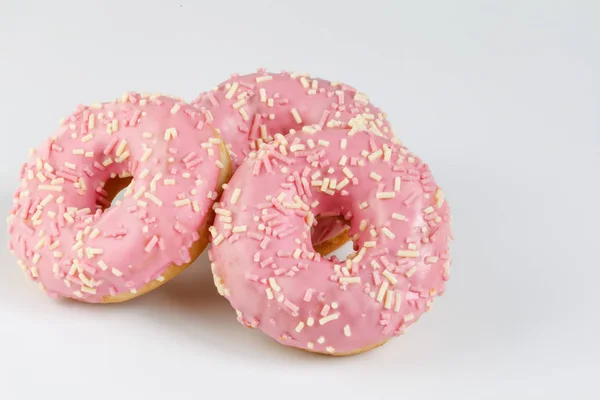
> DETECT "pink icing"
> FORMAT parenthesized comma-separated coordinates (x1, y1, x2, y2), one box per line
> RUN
(193, 70, 398, 244)
(209, 128, 452, 355)
(6, 93, 224, 302)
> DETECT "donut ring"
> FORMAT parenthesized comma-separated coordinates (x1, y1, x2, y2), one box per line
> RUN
(208, 128, 452, 355)
(7, 93, 231, 303)
(192, 70, 398, 254)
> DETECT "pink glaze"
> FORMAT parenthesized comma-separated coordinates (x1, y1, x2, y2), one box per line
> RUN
(7, 93, 224, 302)
(209, 128, 452, 355)
(193, 70, 398, 244)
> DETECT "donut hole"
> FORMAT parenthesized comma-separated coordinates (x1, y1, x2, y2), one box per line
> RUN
(98, 176, 133, 210)
(311, 216, 352, 257)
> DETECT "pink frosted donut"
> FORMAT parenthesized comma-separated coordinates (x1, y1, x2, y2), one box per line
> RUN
(208, 128, 452, 355)
(192, 69, 397, 165)
(193, 69, 399, 252)
(7, 93, 231, 303)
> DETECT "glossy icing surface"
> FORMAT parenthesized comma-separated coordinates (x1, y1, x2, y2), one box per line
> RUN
(7, 93, 225, 302)
(209, 127, 452, 354)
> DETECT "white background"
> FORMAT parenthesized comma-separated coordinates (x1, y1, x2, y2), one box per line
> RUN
(0, 1, 598, 398)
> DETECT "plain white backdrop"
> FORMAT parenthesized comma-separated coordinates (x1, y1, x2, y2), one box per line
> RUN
(0, 1, 598, 398)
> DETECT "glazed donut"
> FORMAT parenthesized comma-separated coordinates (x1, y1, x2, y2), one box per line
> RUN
(192, 70, 399, 254)
(7, 93, 231, 303)
(208, 128, 452, 356)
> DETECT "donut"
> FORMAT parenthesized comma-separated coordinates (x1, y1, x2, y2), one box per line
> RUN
(6, 92, 231, 303)
(208, 128, 452, 356)
(192, 70, 398, 254)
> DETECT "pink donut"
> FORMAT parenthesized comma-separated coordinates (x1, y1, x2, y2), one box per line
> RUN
(7, 93, 231, 303)
(208, 128, 452, 355)
(193, 69, 399, 252)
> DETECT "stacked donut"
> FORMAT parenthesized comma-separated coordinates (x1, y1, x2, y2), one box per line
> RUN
(7, 70, 452, 356)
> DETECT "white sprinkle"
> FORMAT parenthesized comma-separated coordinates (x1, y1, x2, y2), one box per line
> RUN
(116, 140, 128, 157)
(256, 75, 273, 83)
(394, 177, 402, 192)
(214, 208, 232, 216)
(339, 276, 361, 284)
(325, 347, 335, 354)
(392, 213, 407, 221)
(382, 227, 395, 239)
(38, 185, 62, 192)
(319, 313, 339, 325)
(394, 292, 402, 312)
(382, 269, 398, 285)
(295, 322, 305, 332)
(344, 325, 352, 337)
(239, 108, 249, 121)
(342, 167, 354, 179)
(291, 108, 302, 124)
(225, 82, 239, 99)
(405, 266, 417, 277)
(384, 290, 394, 309)
(40, 194, 54, 207)
(307, 317, 315, 327)
(268, 277, 281, 292)
(259, 88, 267, 103)
(230, 188, 241, 205)
(213, 234, 225, 246)
(369, 172, 382, 181)
(435, 188, 445, 208)
(265, 288, 274, 300)
(102, 158, 113, 167)
(368, 149, 383, 161)
(335, 178, 349, 190)
(164, 128, 177, 140)
(404, 313, 415, 322)
(174, 199, 191, 207)
(376, 281, 389, 302)
(340, 138, 347, 149)
(97, 260, 109, 271)
(426, 256, 439, 264)
(87, 114, 95, 130)
(81, 286, 96, 294)
(144, 192, 163, 206)
(232, 98, 246, 110)
(170, 104, 181, 114)
(354, 92, 369, 104)
(318, 140, 330, 147)
(133, 186, 147, 200)
(359, 201, 369, 210)
(232, 225, 247, 233)
(112, 268, 123, 277)
(299, 77, 310, 88)
(81, 133, 94, 143)
(36, 172, 47, 182)
(72, 149, 85, 155)
(397, 250, 420, 258)
(138, 169, 150, 180)
(317, 336, 325, 344)
(423, 206, 435, 214)
(377, 192, 396, 199)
